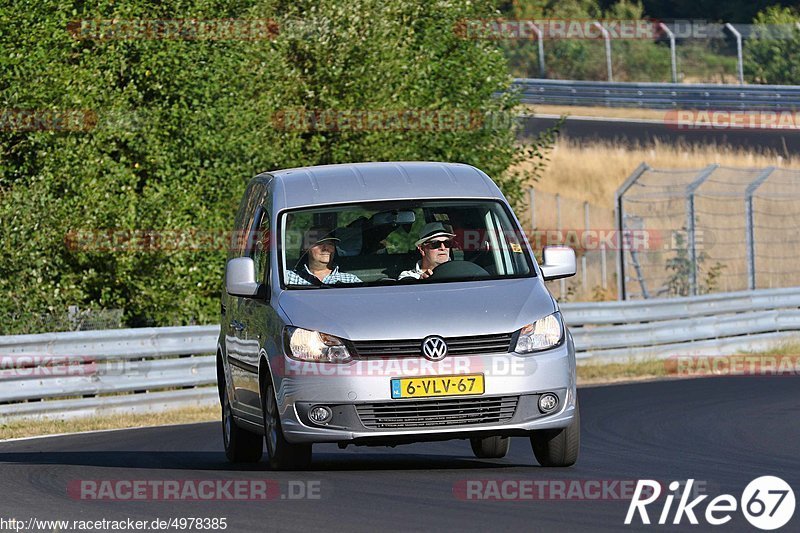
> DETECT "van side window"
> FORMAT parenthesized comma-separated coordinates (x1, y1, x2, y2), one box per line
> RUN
(250, 208, 270, 285)
(231, 181, 268, 257)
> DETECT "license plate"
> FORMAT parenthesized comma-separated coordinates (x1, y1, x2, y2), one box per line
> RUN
(390, 374, 484, 399)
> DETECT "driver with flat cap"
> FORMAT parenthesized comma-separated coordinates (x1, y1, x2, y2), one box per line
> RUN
(398, 222, 456, 280)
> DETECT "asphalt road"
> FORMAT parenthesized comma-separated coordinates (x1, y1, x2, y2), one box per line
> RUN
(1, 376, 797, 532)
(520, 115, 800, 155)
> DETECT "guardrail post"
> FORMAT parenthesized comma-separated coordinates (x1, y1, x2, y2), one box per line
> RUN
(593, 22, 613, 82)
(724, 23, 744, 85)
(745, 167, 775, 290)
(658, 23, 678, 83)
(529, 23, 546, 78)
(686, 164, 719, 296)
(615, 162, 651, 300)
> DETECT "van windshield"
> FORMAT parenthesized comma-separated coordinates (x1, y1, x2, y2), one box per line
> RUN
(279, 200, 534, 288)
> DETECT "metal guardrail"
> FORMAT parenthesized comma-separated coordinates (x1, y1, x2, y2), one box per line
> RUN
(512, 78, 800, 110)
(2, 287, 800, 420)
(562, 287, 800, 360)
(0, 326, 218, 421)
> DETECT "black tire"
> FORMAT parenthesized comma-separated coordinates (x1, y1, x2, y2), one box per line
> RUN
(221, 382, 263, 463)
(470, 436, 510, 459)
(262, 376, 312, 471)
(530, 400, 580, 467)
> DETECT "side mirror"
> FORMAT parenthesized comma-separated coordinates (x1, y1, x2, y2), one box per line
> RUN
(540, 246, 576, 281)
(226, 257, 266, 298)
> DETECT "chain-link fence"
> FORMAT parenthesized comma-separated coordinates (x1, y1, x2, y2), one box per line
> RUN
(617, 163, 800, 300)
(527, 189, 616, 301)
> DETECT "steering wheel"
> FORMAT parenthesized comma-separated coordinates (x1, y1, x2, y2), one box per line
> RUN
(427, 260, 490, 281)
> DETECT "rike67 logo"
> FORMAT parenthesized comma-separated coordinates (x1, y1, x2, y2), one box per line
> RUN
(626, 477, 795, 530)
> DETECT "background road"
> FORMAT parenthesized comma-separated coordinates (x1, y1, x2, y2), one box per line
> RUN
(1, 376, 797, 532)
(520, 115, 800, 155)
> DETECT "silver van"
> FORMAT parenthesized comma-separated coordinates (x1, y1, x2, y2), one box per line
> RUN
(218, 162, 579, 469)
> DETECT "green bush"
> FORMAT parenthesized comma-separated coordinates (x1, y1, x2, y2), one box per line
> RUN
(744, 6, 800, 85)
(0, 0, 546, 333)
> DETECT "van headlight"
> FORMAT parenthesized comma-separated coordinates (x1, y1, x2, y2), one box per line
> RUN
(513, 312, 564, 353)
(283, 327, 353, 363)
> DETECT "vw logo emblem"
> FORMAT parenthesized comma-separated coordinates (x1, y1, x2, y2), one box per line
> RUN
(421, 336, 448, 361)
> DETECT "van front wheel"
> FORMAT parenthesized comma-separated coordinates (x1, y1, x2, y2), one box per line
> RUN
(262, 378, 312, 470)
(529, 401, 580, 467)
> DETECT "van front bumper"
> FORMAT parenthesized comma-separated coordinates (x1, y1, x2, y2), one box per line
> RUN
(273, 338, 576, 444)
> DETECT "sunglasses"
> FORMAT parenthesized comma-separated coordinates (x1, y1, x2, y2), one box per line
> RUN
(423, 239, 454, 250)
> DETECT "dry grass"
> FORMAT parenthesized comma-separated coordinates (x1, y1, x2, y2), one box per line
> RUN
(576, 340, 800, 385)
(577, 358, 669, 385)
(745, 340, 800, 357)
(0, 404, 217, 441)
(520, 138, 800, 207)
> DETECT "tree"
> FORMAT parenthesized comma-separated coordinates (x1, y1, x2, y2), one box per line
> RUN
(0, 0, 547, 332)
(744, 6, 800, 85)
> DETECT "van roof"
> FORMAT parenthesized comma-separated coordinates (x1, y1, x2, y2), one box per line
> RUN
(263, 161, 504, 209)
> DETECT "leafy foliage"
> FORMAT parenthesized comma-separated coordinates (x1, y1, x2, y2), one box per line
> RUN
(663, 229, 726, 297)
(0, 0, 549, 333)
(744, 6, 800, 85)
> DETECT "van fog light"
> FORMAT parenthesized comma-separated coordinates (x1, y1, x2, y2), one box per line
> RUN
(309, 406, 332, 425)
(538, 393, 559, 413)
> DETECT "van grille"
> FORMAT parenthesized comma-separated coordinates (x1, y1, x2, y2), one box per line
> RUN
(350, 332, 514, 358)
(356, 396, 518, 429)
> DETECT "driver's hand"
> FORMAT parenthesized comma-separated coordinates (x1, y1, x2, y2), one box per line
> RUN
(419, 269, 433, 279)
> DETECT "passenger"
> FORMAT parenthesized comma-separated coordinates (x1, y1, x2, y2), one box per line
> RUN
(398, 222, 456, 280)
(285, 226, 362, 285)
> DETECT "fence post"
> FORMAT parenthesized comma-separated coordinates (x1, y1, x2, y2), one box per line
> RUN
(556, 193, 561, 230)
(529, 188, 536, 230)
(582, 201, 589, 290)
(745, 167, 774, 290)
(724, 23, 744, 85)
(556, 194, 565, 298)
(601, 236, 608, 290)
(593, 22, 613, 82)
(614, 162, 650, 300)
(658, 23, 678, 83)
(686, 164, 719, 296)
(529, 23, 545, 78)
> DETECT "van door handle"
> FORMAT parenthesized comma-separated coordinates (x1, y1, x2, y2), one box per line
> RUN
(230, 320, 246, 332)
